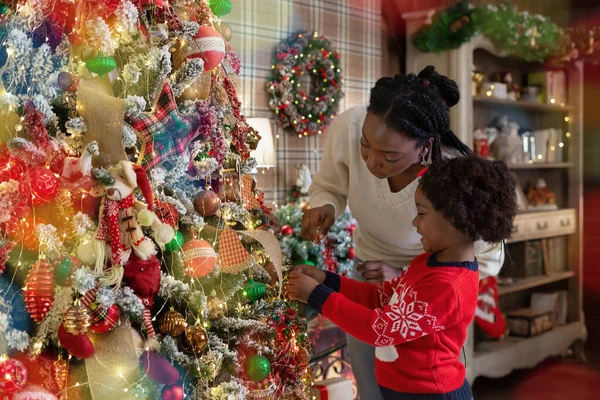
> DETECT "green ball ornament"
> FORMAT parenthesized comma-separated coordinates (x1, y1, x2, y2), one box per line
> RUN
(55, 256, 74, 286)
(243, 279, 266, 302)
(85, 52, 116, 77)
(209, 0, 232, 17)
(0, 3, 8, 15)
(246, 354, 271, 382)
(299, 259, 315, 267)
(164, 231, 184, 253)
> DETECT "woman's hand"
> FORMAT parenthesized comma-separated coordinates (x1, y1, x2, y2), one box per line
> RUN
(301, 205, 336, 243)
(357, 261, 402, 284)
(287, 270, 320, 303)
(293, 265, 327, 284)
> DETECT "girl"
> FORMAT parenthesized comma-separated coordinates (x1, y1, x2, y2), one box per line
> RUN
(289, 156, 518, 399)
(301, 66, 504, 398)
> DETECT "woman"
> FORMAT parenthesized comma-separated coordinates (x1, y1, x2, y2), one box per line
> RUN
(302, 66, 503, 399)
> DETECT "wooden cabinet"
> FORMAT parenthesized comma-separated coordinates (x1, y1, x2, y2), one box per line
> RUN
(403, 10, 586, 385)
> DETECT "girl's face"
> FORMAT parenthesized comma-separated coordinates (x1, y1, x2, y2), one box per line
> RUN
(360, 112, 430, 179)
(412, 185, 458, 253)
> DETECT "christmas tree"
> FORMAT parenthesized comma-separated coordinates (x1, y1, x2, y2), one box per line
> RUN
(276, 205, 356, 277)
(0, 1, 312, 399)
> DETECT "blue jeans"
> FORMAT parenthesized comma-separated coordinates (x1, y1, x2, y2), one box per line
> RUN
(347, 259, 384, 400)
(347, 333, 384, 400)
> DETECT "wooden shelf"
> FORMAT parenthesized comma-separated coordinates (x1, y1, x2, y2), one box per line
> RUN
(473, 96, 574, 113)
(498, 271, 575, 296)
(469, 321, 587, 383)
(507, 162, 575, 170)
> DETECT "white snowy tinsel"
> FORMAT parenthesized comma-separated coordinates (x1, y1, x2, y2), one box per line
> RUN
(0, 312, 8, 331)
(96, 286, 117, 309)
(6, 329, 30, 352)
(85, 17, 116, 56)
(122, 63, 142, 85)
(149, 167, 166, 186)
(36, 224, 63, 256)
(32, 94, 58, 126)
(0, 92, 20, 114)
(159, 273, 190, 300)
(72, 267, 97, 294)
(122, 124, 137, 148)
(65, 117, 87, 136)
(73, 212, 94, 236)
(124, 95, 147, 117)
(116, 286, 145, 319)
(115, 1, 139, 33)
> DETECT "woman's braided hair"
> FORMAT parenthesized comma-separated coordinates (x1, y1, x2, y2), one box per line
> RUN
(367, 66, 472, 162)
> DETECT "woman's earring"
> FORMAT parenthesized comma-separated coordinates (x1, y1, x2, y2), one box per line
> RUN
(421, 151, 429, 166)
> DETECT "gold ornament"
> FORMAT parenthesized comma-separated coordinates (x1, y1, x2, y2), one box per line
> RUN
(180, 324, 208, 354)
(52, 357, 68, 391)
(207, 295, 226, 320)
(179, 72, 212, 101)
(63, 302, 92, 335)
(158, 308, 187, 337)
(217, 23, 233, 42)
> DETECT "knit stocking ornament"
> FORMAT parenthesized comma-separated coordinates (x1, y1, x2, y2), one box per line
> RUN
(474, 276, 506, 339)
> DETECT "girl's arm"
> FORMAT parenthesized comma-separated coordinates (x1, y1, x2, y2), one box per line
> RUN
(323, 271, 400, 309)
(309, 276, 459, 347)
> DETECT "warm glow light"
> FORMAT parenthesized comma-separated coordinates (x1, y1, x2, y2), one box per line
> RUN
(550, 98, 556, 104)
(565, 117, 570, 122)
(559, 142, 565, 148)
(566, 132, 571, 138)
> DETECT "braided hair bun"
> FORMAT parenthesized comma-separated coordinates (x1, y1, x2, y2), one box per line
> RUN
(367, 66, 471, 161)
(418, 65, 460, 108)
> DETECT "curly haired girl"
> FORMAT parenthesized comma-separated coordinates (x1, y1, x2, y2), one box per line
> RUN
(289, 156, 518, 400)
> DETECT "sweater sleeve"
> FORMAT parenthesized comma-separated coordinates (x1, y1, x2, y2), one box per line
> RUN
(475, 240, 504, 278)
(338, 276, 399, 309)
(308, 108, 354, 218)
(319, 277, 460, 347)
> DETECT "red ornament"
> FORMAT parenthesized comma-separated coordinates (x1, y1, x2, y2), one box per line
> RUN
(154, 199, 179, 227)
(193, 190, 220, 217)
(90, 303, 120, 333)
(0, 358, 28, 395)
(347, 247, 355, 260)
(57, 324, 95, 359)
(180, 26, 225, 70)
(142, 352, 180, 385)
(28, 167, 59, 204)
(161, 384, 184, 400)
(280, 225, 294, 236)
(24, 260, 55, 322)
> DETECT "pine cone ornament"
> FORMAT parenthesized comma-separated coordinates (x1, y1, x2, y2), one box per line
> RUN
(24, 260, 55, 322)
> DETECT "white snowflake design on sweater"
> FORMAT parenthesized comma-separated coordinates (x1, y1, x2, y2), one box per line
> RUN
(374, 281, 445, 362)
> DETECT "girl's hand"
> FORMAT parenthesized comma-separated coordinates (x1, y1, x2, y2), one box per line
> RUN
(357, 261, 402, 284)
(301, 205, 336, 243)
(287, 270, 320, 303)
(293, 264, 327, 284)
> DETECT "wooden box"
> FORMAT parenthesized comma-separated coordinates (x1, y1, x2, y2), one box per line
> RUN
(507, 308, 553, 337)
(502, 240, 544, 278)
(531, 291, 568, 326)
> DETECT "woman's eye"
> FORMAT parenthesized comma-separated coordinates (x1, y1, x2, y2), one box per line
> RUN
(385, 158, 401, 163)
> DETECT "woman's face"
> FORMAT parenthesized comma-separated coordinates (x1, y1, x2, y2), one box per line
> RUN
(360, 112, 429, 179)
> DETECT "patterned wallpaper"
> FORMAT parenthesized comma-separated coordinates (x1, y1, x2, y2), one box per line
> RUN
(228, 0, 382, 204)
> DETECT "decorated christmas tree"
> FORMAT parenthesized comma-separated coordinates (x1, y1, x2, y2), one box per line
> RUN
(0, 1, 312, 399)
(276, 205, 356, 277)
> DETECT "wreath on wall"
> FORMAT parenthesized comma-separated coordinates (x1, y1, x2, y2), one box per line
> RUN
(266, 32, 344, 138)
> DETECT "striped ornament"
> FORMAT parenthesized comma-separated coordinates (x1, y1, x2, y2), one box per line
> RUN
(180, 26, 225, 71)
